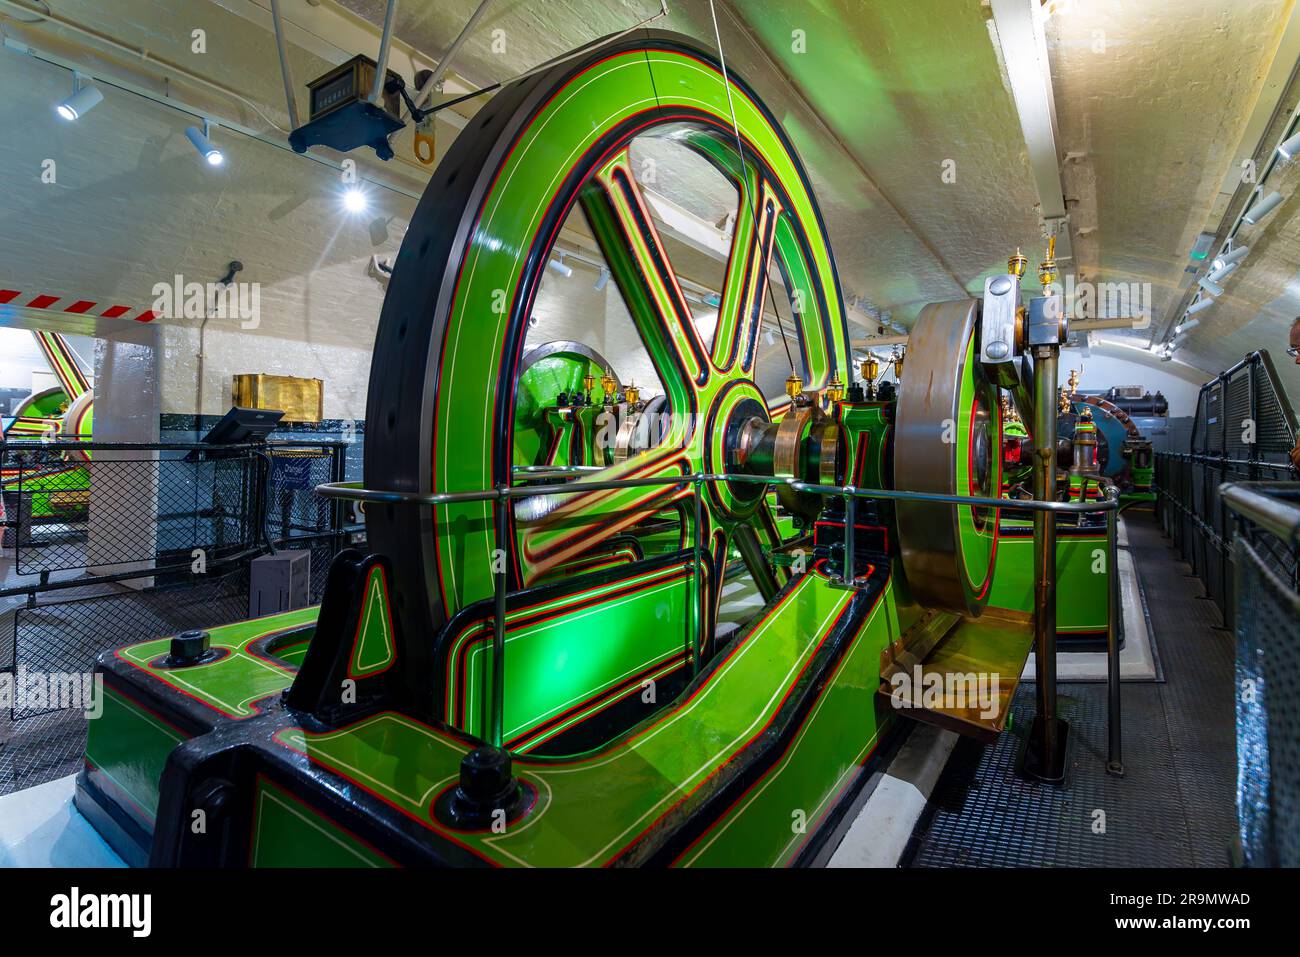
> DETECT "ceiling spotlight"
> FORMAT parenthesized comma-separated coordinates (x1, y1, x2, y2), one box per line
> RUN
(1186, 296, 1215, 315)
(55, 79, 103, 121)
(594, 268, 610, 291)
(1206, 260, 1239, 283)
(1279, 129, 1300, 160)
(1197, 276, 1224, 297)
(548, 254, 573, 278)
(342, 187, 368, 213)
(184, 120, 224, 166)
(1242, 190, 1284, 225)
(1210, 245, 1249, 271)
(1175, 317, 1201, 334)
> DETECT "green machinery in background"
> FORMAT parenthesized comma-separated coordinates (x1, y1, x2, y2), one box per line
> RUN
(74, 31, 1113, 867)
(1, 331, 94, 536)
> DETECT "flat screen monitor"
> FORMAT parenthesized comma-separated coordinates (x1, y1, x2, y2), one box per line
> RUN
(200, 406, 284, 445)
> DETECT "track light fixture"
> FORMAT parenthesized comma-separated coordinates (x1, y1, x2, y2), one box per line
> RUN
(1174, 317, 1200, 335)
(55, 76, 103, 121)
(1186, 296, 1215, 315)
(1197, 276, 1223, 297)
(1242, 190, 1284, 225)
(1279, 129, 1300, 160)
(1206, 260, 1239, 284)
(594, 268, 610, 291)
(548, 254, 573, 278)
(1210, 245, 1248, 271)
(184, 119, 224, 166)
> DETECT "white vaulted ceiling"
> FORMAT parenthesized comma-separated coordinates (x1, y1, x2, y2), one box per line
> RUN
(3, 0, 1300, 404)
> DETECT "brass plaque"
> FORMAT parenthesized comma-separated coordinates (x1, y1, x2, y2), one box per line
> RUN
(232, 373, 324, 424)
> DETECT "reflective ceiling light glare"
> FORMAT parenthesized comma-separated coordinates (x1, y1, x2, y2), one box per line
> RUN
(1210, 245, 1249, 271)
(1242, 190, 1284, 225)
(55, 82, 103, 120)
(343, 188, 368, 213)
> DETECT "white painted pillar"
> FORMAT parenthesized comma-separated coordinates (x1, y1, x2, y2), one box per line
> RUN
(88, 325, 162, 586)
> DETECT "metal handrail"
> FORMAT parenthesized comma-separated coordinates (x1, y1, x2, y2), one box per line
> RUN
(317, 472, 1120, 514)
(1222, 482, 1300, 545)
(315, 471, 1121, 769)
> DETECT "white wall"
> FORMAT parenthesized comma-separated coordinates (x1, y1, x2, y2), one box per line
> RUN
(1059, 344, 1203, 417)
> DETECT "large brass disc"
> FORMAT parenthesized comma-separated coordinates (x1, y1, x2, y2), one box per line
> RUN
(893, 299, 1001, 617)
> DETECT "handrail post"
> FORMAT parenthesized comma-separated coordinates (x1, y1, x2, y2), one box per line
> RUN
(1022, 337, 1068, 783)
(691, 474, 704, 674)
(490, 483, 508, 749)
(843, 487, 856, 585)
(1106, 492, 1124, 776)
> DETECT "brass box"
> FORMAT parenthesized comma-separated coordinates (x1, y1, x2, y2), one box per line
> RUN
(232, 373, 324, 424)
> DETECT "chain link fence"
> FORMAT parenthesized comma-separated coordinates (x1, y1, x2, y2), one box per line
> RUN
(1227, 484, 1300, 867)
(3, 443, 261, 576)
(1, 438, 363, 727)
(1155, 351, 1297, 626)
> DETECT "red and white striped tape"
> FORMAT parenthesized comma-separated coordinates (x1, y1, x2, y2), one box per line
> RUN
(0, 289, 155, 322)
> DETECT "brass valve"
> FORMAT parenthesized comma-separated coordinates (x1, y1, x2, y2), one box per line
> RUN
(1038, 235, 1058, 288)
(785, 371, 804, 399)
(1059, 365, 1081, 413)
(825, 370, 845, 404)
(600, 369, 617, 404)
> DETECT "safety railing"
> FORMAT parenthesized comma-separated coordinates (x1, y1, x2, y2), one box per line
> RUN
(1156, 451, 1295, 626)
(1, 439, 361, 725)
(319, 471, 1123, 769)
(1221, 482, 1300, 866)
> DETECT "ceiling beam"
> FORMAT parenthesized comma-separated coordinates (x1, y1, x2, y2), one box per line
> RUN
(988, 0, 1071, 260)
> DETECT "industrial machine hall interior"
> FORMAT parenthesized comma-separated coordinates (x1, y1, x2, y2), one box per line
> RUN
(0, 0, 1297, 894)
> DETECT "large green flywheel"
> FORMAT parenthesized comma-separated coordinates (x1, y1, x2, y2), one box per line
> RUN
(366, 31, 852, 672)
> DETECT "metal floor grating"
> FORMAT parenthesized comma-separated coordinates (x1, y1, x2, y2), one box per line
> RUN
(905, 513, 1236, 867)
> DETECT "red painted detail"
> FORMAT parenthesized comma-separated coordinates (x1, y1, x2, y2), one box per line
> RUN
(27, 294, 58, 309)
(0, 289, 19, 304)
(64, 300, 96, 314)
(133, 310, 157, 323)
(100, 305, 131, 319)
